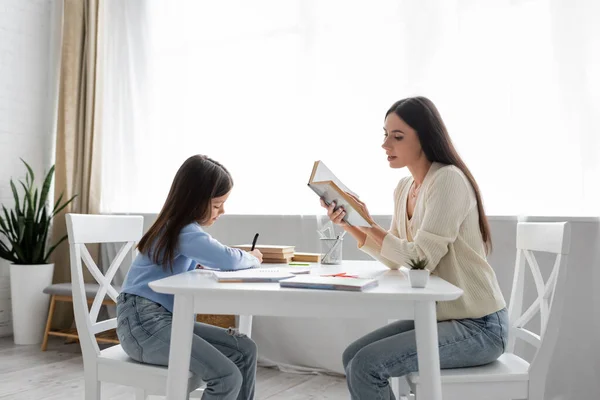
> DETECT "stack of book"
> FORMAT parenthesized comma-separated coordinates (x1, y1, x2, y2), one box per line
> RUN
(232, 245, 295, 264)
(291, 252, 321, 263)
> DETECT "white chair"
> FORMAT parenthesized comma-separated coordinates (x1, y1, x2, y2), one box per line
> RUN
(406, 221, 571, 400)
(67, 214, 204, 399)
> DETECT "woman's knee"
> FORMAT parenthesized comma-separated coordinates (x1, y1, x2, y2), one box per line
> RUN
(237, 335, 257, 360)
(221, 367, 243, 394)
(342, 342, 362, 371)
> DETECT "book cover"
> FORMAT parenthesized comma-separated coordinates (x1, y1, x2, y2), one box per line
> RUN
(232, 245, 295, 255)
(279, 275, 379, 291)
(308, 161, 373, 227)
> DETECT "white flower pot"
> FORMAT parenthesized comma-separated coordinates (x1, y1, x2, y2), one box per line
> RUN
(408, 269, 430, 288)
(9, 263, 55, 345)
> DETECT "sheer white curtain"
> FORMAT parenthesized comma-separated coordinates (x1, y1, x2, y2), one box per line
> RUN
(101, 0, 600, 217)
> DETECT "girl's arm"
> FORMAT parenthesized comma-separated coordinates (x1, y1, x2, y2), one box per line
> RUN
(178, 226, 260, 271)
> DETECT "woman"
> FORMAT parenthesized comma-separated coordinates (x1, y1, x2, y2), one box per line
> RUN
(321, 97, 507, 400)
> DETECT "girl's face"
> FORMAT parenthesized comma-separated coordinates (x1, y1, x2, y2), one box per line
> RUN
(382, 113, 423, 169)
(205, 191, 231, 226)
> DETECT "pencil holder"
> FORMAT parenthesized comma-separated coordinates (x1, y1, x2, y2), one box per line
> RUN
(320, 238, 343, 265)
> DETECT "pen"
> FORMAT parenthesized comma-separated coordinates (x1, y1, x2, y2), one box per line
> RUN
(289, 262, 310, 266)
(251, 233, 259, 251)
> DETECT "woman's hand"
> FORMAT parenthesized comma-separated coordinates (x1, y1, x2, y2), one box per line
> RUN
(249, 249, 263, 263)
(345, 192, 375, 227)
(320, 198, 349, 227)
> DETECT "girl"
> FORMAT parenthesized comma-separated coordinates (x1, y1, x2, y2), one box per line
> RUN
(117, 155, 263, 400)
(321, 97, 507, 399)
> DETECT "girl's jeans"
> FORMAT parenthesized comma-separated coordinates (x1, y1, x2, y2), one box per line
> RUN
(116, 293, 257, 400)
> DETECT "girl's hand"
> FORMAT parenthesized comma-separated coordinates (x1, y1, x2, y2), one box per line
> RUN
(249, 249, 263, 263)
(320, 198, 349, 227)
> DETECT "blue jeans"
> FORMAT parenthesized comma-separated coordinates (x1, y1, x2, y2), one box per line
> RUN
(343, 308, 508, 400)
(116, 293, 257, 400)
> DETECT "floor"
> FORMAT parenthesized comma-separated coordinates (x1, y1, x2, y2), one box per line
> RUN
(0, 336, 349, 399)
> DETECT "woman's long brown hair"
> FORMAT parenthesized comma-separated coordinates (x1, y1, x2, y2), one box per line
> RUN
(386, 97, 492, 253)
(137, 155, 233, 271)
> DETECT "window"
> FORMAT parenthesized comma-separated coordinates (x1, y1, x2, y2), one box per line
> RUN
(101, 0, 600, 216)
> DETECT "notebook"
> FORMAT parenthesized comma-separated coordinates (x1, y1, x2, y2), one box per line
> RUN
(211, 268, 306, 282)
(307, 161, 373, 227)
(279, 275, 379, 291)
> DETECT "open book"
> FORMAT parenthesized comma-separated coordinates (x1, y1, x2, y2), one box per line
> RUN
(308, 161, 373, 227)
(212, 268, 297, 282)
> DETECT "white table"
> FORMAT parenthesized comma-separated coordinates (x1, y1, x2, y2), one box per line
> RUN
(149, 260, 463, 400)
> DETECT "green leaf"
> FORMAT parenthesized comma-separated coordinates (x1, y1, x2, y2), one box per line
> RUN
(11, 241, 26, 263)
(9, 180, 21, 215)
(16, 215, 25, 241)
(32, 189, 38, 217)
(53, 193, 64, 212)
(0, 214, 10, 236)
(9, 210, 19, 238)
(37, 166, 54, 220)
(52, 194, 77, 217)
(33, 220, 49, 263)
(0, 242, 17, 263)
(44, 234, 68, 263)
(21, 159, 35, 187)
(1, 206, 15, 241)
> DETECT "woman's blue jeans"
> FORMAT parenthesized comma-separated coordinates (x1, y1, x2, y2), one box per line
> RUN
(343, 308, 508, 400)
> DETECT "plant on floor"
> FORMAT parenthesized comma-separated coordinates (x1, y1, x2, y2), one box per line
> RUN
(407, 257, 429, 270)
(0, 159, 76, 264)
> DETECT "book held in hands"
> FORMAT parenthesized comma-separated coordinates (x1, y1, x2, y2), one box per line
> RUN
(307, 161, 373, 227)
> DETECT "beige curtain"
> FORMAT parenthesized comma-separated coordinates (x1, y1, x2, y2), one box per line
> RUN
(51, 0, 104, 329)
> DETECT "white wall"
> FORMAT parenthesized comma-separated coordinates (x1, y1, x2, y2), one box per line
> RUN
(0, 0, 62, 336)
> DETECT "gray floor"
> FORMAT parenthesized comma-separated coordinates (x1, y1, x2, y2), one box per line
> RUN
(0, 336, 348, 399)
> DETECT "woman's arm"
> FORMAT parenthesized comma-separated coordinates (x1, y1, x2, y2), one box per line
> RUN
(364, 167, 475, 271)
(342, 224, 367, 247)
(356, 184, 403, 268)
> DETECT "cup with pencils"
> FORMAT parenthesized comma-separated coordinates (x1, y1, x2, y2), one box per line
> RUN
(320, 235, 343, 265)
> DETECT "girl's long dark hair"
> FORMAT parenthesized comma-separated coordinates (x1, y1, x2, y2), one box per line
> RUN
(387, 97, 492, 253)
(138, 155, 233, 271)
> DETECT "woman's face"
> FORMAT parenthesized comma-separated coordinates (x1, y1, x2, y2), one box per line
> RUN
(382, 112, 423, 169)
(204, 191, 231, 226)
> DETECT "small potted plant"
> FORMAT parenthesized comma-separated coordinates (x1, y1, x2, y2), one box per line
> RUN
(407, 257, 430, 288)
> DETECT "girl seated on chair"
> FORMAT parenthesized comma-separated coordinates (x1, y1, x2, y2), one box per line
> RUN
(117, 155, 263, 400)
(321, 97, 507, 400)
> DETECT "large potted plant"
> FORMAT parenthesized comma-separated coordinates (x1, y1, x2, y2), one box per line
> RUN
(0, 160, 75, 344)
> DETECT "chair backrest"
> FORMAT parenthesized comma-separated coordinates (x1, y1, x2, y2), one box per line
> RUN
(67, 214, 143, 362)
(506, 222, 571, 387)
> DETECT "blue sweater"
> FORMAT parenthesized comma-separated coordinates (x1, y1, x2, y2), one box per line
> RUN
(121, 223, 259, 312)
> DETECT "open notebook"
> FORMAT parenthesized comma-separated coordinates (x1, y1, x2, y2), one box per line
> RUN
(307, 161, 373, 227)
(279, 275, 379, 291)
(211, 268, 308, 283)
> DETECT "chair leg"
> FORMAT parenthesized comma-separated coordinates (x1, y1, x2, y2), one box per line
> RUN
(41, 295, 57, 351)
(134, 387, 147, 400)
(84, 377, 101, 400)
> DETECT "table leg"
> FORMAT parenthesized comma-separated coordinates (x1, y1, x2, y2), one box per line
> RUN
(388, 318, 412, 399)
(414, 301, 442, 400)
(238, 315, 253, 337)
(165, 294, 195, 400)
